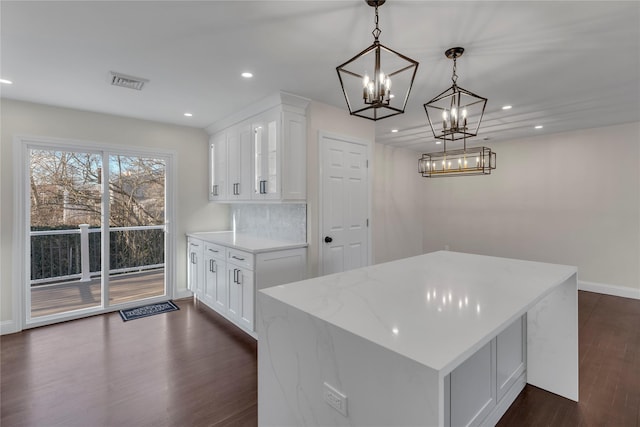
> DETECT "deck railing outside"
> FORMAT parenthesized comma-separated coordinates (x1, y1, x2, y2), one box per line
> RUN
(30, 225, 165, 286)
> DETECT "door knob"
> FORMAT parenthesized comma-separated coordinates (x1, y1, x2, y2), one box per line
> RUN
(324, 236, 333, 243)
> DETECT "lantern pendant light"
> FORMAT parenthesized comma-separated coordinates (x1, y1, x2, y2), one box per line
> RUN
(419, 47, 496, 177)
(336, 0, 419, 121)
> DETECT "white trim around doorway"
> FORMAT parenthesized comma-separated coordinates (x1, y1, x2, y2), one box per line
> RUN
(12, 134, 177, 331)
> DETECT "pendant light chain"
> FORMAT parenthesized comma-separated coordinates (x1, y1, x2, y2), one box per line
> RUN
(451, 56, 458, 85)
(372, 1, 381, 41)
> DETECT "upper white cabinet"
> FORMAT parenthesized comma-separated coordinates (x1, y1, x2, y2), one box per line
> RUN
(209, 133, 227, 201)
(252, 107, 280, 200)
(207, 92, 309, 203)
(227, 123, 252, 201)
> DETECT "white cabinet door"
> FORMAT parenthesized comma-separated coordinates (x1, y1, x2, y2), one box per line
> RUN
(281, 110, 307, 201)
(227, 124, 252, 200)
(449, 340, 497, 427)
(203, 244, 226, 312)
(227, 264, 254, 332)
(209, 133, 227, 201)
(497, 315, 526, 402)
(252, 108, 281, 200)
(255, 248, 307, 290)
(187, 238, 203, 296)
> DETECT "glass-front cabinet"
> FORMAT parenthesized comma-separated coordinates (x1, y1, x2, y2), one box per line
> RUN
(252, 107, 280, 200)
(207, 92, 308, 203)
(209, 132, 227, 201)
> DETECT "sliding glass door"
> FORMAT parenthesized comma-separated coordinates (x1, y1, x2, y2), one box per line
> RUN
(107, 154, 165, 305)
(26, 143, 170, 324)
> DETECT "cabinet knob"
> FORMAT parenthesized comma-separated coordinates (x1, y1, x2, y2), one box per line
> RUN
(324, 236, 333, 243)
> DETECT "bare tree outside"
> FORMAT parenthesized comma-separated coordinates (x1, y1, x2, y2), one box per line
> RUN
(30, 149, 166, 282)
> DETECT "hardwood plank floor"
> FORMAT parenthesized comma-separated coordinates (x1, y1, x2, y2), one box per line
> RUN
(1, 299, 256, 427)
(498, 291, 640, 427)
(2, 291, 638, 426)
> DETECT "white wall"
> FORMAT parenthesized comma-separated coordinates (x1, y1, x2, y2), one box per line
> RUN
(306, 101, 375, 278)
(373, 144, 424, 263)
(421, 122, 640, 295)
(0, 99, 230, 327)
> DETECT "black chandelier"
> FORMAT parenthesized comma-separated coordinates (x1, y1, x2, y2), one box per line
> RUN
(336, 0, 419, 121)
(419, 47, 495, 177)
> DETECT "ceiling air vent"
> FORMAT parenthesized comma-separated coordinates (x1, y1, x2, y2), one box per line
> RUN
(109, 71, 149, 90)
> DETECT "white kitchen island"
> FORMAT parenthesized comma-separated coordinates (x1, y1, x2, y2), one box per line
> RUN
(257, 251, 578, 426)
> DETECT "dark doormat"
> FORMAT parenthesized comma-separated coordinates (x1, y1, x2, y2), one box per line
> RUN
(119, 301, 180, 321)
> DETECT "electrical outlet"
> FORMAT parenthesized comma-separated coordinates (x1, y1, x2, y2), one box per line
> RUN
(323, 382, 347, 416)
(444, 244, 450, 251)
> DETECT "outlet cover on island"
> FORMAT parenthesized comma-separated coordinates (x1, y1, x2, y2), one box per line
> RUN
(323, 382, 348, 416)
(445, 245, 450, 251)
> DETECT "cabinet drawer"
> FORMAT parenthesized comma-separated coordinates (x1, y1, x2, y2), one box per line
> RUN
(205, 242, 226, 259)
(227, 248, 254, 270)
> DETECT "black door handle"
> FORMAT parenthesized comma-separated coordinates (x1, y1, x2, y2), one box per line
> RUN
(324, 236, 333, 243)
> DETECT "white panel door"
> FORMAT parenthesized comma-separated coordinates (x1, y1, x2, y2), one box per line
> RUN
(320, 133, 369, 276)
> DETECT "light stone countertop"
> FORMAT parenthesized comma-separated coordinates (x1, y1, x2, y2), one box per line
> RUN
(260, 250, 577, 375)
(187, 231, 308, 254)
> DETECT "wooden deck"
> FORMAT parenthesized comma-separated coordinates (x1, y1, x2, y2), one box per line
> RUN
(30, 269, 165, 318)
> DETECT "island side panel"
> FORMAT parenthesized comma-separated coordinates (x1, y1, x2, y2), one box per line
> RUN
(526, 273, 579, 401)
(258, 292, 442, 427)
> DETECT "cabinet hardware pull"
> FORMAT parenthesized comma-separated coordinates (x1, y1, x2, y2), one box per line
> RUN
(191, 253, 196, 264)
(212, 184, 219, 196)
(231, 255, 245, 261)
(208, 249, 218, 253)
(237, 270, 242, 284)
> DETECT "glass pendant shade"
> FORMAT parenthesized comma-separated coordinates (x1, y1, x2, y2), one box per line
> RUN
(336, 0, 419, 121)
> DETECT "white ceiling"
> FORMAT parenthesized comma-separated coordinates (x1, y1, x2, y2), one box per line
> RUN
(1, 1, 639, 152)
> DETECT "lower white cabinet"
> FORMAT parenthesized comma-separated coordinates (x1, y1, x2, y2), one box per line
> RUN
(227, 263, 254, 332)
(202, 243, 226, 312)
(187, 238, 204, 297)
(187, 236, 307, 338)
(446, 315, 526, 427)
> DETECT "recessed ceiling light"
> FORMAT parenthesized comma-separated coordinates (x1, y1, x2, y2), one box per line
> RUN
(502, 105, 512, 110)
(0, 79, 13, 85)
(241, 72, 253, 78)
(535, 125, 543, 129)
(184, 113, 193, 117)
(435, 140, 442, 145)
(391, 129, 398, 133)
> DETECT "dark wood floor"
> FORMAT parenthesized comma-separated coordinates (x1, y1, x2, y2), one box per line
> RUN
(1, 291, 639, 426)
(1, 299, 257, 427)
(498, 291, 640, 427)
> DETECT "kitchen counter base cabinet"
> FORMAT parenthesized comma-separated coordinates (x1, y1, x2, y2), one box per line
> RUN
(445, 315, 526, 427)
(258, 251, 578, 426)
(187, 236, 307, 338)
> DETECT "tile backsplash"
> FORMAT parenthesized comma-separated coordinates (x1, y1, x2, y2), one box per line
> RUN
(231, 204, 306, 243)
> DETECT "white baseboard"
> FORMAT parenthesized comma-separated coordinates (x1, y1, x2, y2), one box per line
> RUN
(578, 280, 640, 300)
(1, 320, 19, 335)
(174, 289, 193, 300)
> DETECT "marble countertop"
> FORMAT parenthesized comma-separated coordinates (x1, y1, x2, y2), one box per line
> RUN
(260, 251, 576, 374)
(187, 231, 308, 254)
